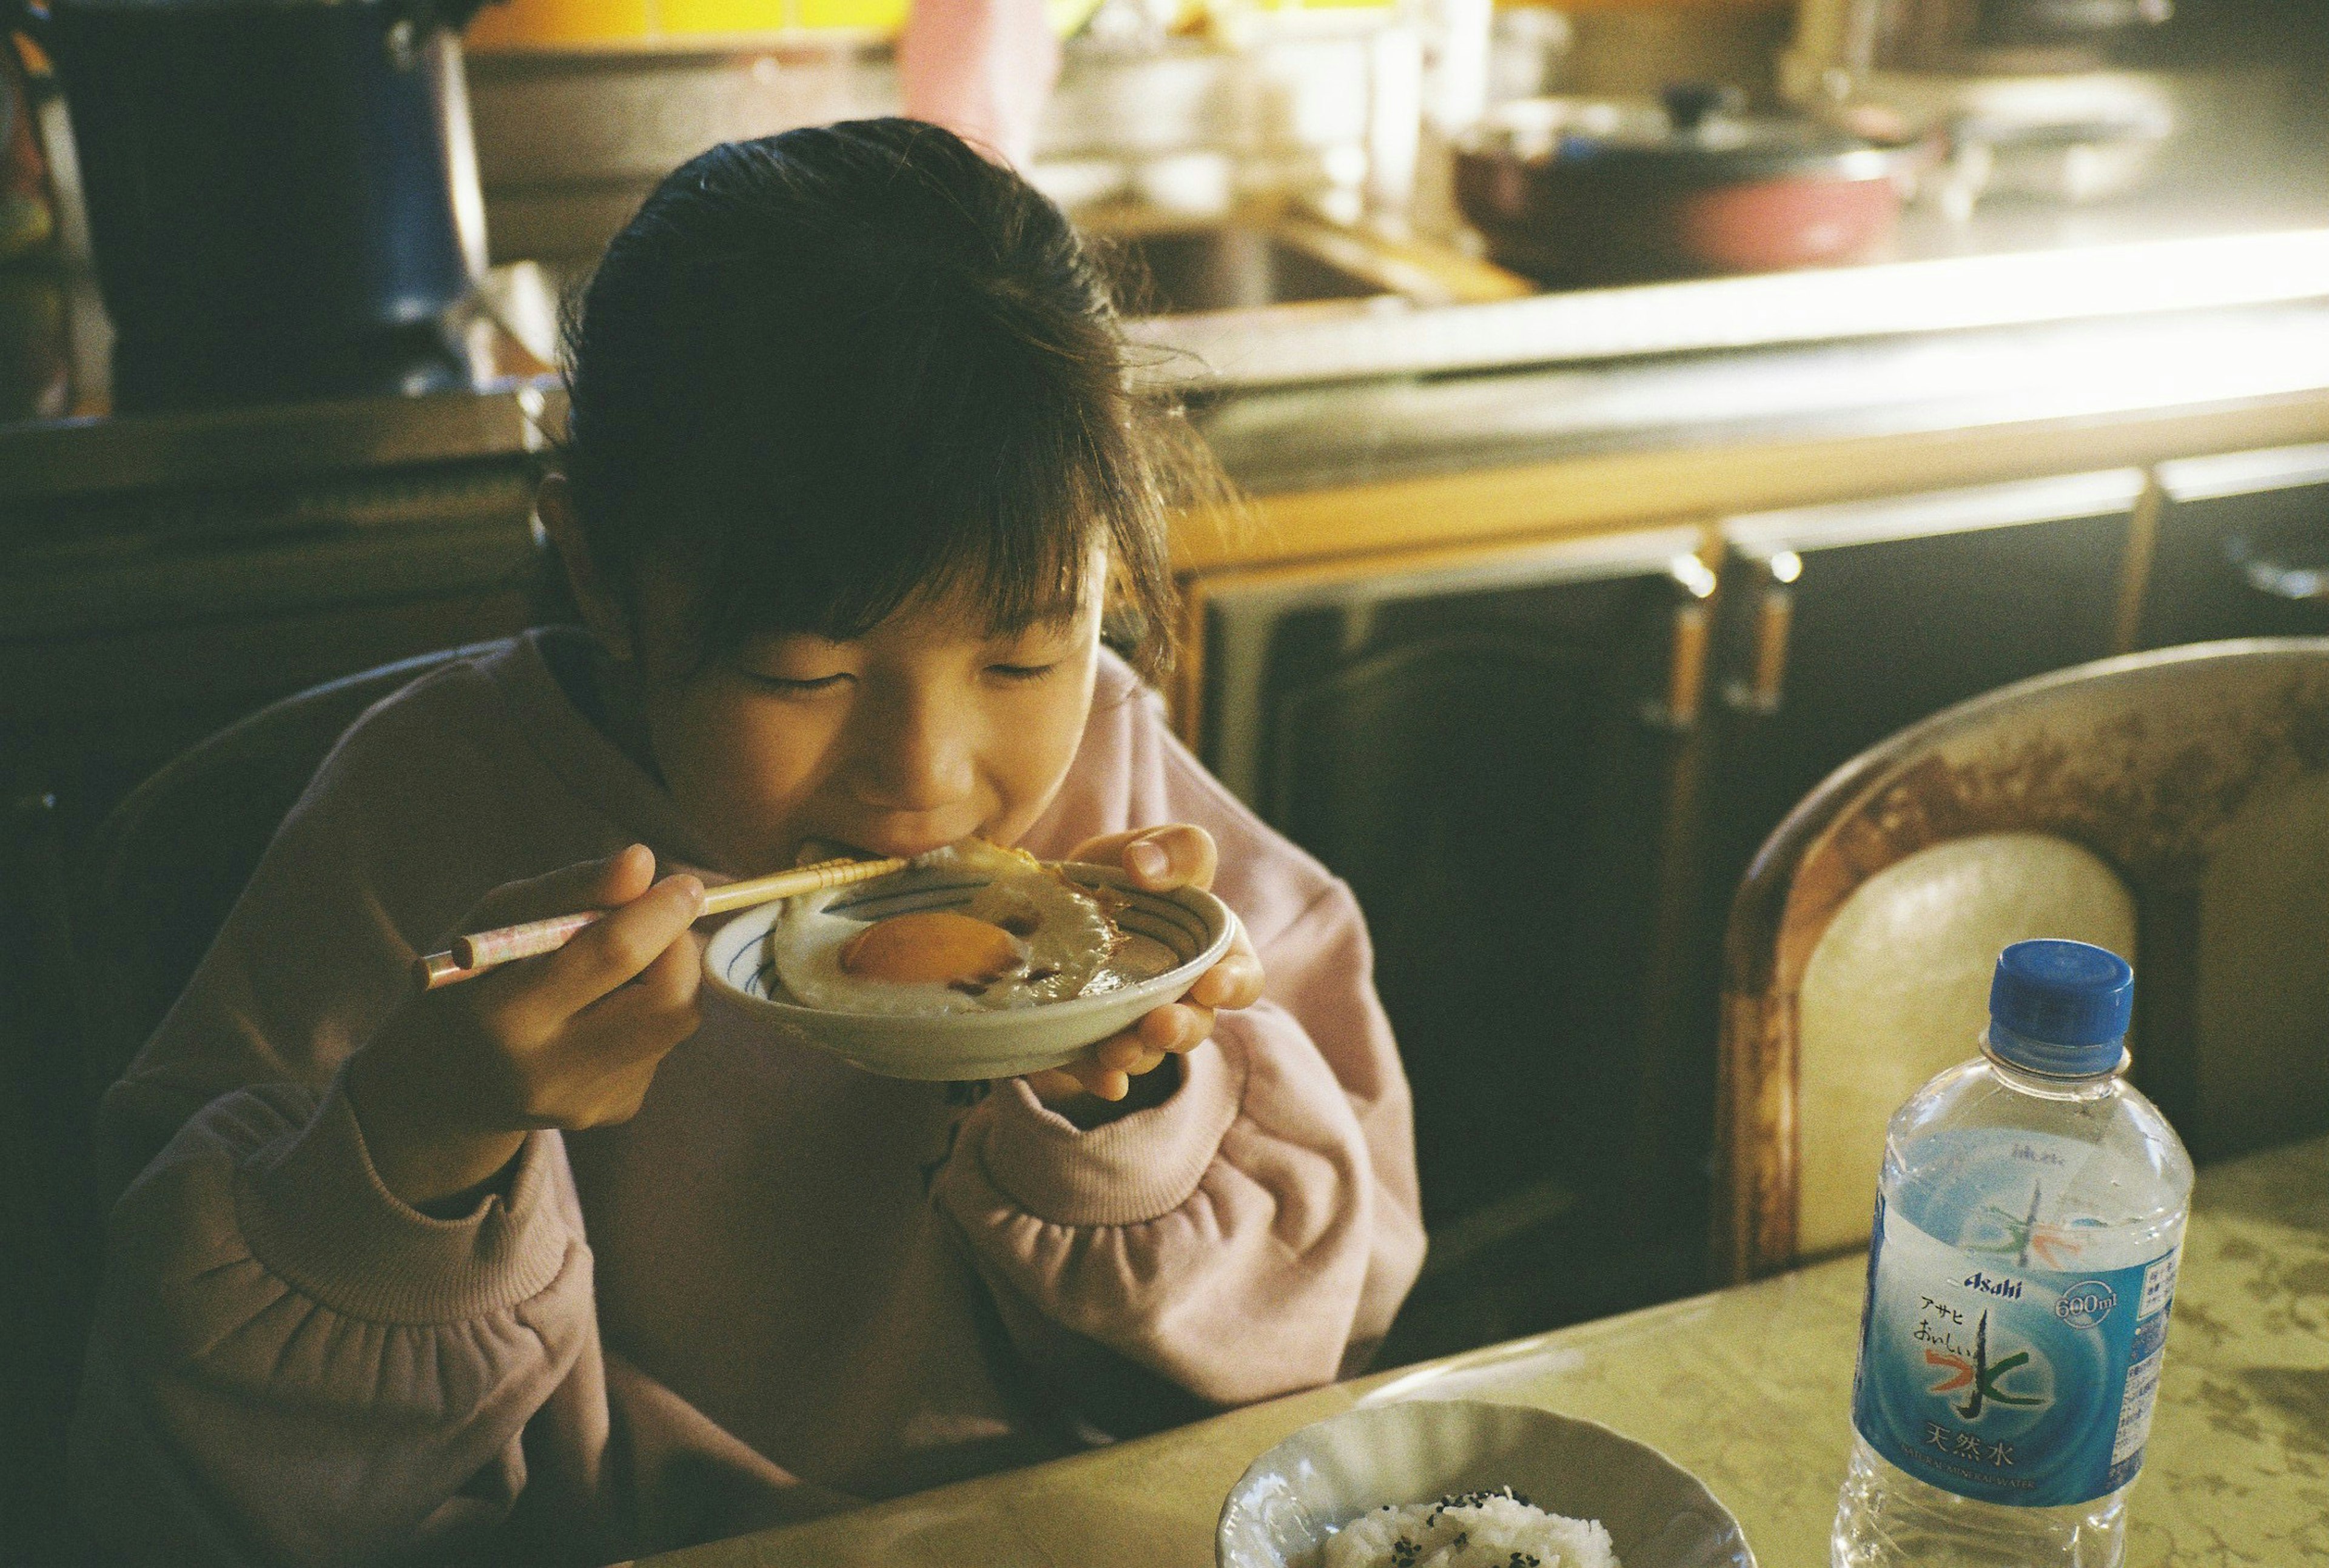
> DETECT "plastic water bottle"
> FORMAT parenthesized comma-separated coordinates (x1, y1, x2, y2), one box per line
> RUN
(1833, 939, 2194, 1567)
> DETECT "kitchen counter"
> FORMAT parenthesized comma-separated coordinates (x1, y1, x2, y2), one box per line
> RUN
(5, 178, 2329, 509)
(9, 181, 2329, 798)
(634, 1132, 2329, 1568)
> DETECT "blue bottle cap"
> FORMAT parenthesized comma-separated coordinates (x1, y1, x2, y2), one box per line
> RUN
(1994, 936, 2133, 1071)
(1986, 939, 2134, 1077)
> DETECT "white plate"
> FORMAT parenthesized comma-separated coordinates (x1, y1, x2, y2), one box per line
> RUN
(1218, 1399, 1754, 1568)
(702, 861, 1238, 1081)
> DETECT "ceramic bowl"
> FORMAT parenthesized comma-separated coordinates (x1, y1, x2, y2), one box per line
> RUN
(1218, 1399, 1754, 1568)
(702, 860, 1238, 1082)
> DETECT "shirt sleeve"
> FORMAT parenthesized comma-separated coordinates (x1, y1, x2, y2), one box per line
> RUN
(930, 669, 1427, 1411)
(68, 658, 843, 1565)
(68, 1073, 597, 1566)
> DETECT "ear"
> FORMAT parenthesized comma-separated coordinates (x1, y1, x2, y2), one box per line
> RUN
(535, 475, 635, 662)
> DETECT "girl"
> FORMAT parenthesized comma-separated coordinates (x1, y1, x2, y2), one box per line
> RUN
(69, 121, 1423, 1566)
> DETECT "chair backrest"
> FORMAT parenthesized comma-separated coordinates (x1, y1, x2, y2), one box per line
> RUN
(72, 643, 499, 1093)
(1713, 637, 2329, 1283)
(0, 645, 499, 1566)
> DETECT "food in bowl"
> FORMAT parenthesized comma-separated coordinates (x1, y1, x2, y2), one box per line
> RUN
(1309, 1487, 1619, 1568)
(770, 839, 1180, 1014)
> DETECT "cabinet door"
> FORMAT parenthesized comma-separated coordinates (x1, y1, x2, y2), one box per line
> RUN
(1710, 471, 2142, 878)
(1, 461, 548, 844)
(2136, 444, 2329, 649)
(1193, 528, 1716, 1341)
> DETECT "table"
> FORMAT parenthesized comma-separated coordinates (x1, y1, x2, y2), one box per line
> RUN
(642, 1136, 2329, 1567)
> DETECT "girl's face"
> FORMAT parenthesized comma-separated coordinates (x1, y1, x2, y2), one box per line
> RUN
(627, 561, 1104, 876)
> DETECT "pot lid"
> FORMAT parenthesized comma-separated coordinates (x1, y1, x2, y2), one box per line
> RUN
(1464, 85, 1924, 185)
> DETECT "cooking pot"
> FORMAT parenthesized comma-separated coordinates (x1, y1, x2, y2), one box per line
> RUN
(1453, 85, 1934, 285)
(5, 0, 496, 358)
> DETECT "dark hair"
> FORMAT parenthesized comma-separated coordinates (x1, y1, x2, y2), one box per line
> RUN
(558, 119, 1217, 680)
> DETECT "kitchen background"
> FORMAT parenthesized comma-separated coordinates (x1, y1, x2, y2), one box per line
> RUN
(4, 0, 2327, 1554)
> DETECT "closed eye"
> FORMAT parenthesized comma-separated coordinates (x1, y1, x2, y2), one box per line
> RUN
(988, 663, 1059, 683)
(741, 671, 852, 695)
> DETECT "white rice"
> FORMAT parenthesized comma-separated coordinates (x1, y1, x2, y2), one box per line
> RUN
(1308, 1487, 1620, 1568)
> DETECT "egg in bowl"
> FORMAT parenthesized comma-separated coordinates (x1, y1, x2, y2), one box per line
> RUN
(771, 839, 1181, 1014)
(701, 839, 1237, 1081)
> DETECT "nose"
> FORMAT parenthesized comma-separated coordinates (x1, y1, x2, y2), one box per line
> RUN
(850, 684, 976, 818)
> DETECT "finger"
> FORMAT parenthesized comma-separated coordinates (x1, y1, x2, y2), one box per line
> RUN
(526, 874, 706, 1019)
(1123, 1045, 1168, 1078)
(630, 925, 704, 1011)
(1126, 825, 1216, 891)
(1063, 829, 1142, 867)
(1091, 1031, 1148, 1073)
(574, 929, 704, 1056)
(1063, 825, 1218, 891)
(581, 1054, 667, 1128)
(469, 844, 657, 928)
(1074, 1065, 1131, 1101)
(1043, 1058, 1114, 1100)
(1137, 1001, 1212, 1054)
(1188, 948, 1264, 1011)
(525, 1046, 667, 1133)
(1023, 1067, 1086, 1105)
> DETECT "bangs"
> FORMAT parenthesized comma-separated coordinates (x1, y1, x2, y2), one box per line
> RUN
(558, 122, 1212, 682)
(635, 239, 1169, 664)
(686, 312, 1140, 655)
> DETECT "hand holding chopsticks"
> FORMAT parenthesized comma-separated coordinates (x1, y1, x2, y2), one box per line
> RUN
(415, 853, 906, 990)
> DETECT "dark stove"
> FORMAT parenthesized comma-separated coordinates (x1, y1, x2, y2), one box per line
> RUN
(109, 318, 474, 414)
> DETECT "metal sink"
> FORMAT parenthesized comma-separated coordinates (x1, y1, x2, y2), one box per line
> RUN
(1099, 224, 1391, 315)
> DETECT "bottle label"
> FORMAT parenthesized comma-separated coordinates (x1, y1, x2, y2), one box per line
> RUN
(1849, 1138, 2180, 1508)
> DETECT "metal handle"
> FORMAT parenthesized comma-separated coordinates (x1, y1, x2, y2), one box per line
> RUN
(1722, 554, 1799, 716)
(1642, 553, 1717, 731)
(1642, 600, 1711, 731)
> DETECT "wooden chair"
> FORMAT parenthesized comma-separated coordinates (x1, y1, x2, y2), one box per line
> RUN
(69, 643, 500, 1093)
(1712, 637, 2329, 1284)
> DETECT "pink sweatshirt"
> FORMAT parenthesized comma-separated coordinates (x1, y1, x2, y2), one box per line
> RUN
(69, 631, 1424, 1566)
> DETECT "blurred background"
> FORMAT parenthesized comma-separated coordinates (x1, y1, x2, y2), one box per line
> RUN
(3, 0, 2327, 1556)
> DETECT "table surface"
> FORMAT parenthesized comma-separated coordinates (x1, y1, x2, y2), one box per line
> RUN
(641, 1136, 2329, 1567)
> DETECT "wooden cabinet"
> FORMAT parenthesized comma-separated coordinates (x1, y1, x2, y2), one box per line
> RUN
(1187, 470, 2163, 1359)
(1188, 529, 1719, 1355)
(1, 462, 548, 844)
(2136, 443, 2329, 649)
(1703, 472, 2143, 910)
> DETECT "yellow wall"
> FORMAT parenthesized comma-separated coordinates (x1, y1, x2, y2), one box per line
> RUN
(468, 0, 1344, 51)
(462, 0, 1789, 55)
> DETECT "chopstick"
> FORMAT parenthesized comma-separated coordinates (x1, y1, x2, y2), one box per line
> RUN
(413, 854, 909, 991)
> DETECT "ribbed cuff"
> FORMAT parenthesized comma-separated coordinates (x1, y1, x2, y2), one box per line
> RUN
(234, 1071, 571, 1324)
(980, 1039, 1247, 1227)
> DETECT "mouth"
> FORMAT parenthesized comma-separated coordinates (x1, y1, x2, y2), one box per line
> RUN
(798, 831, 974, 866)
